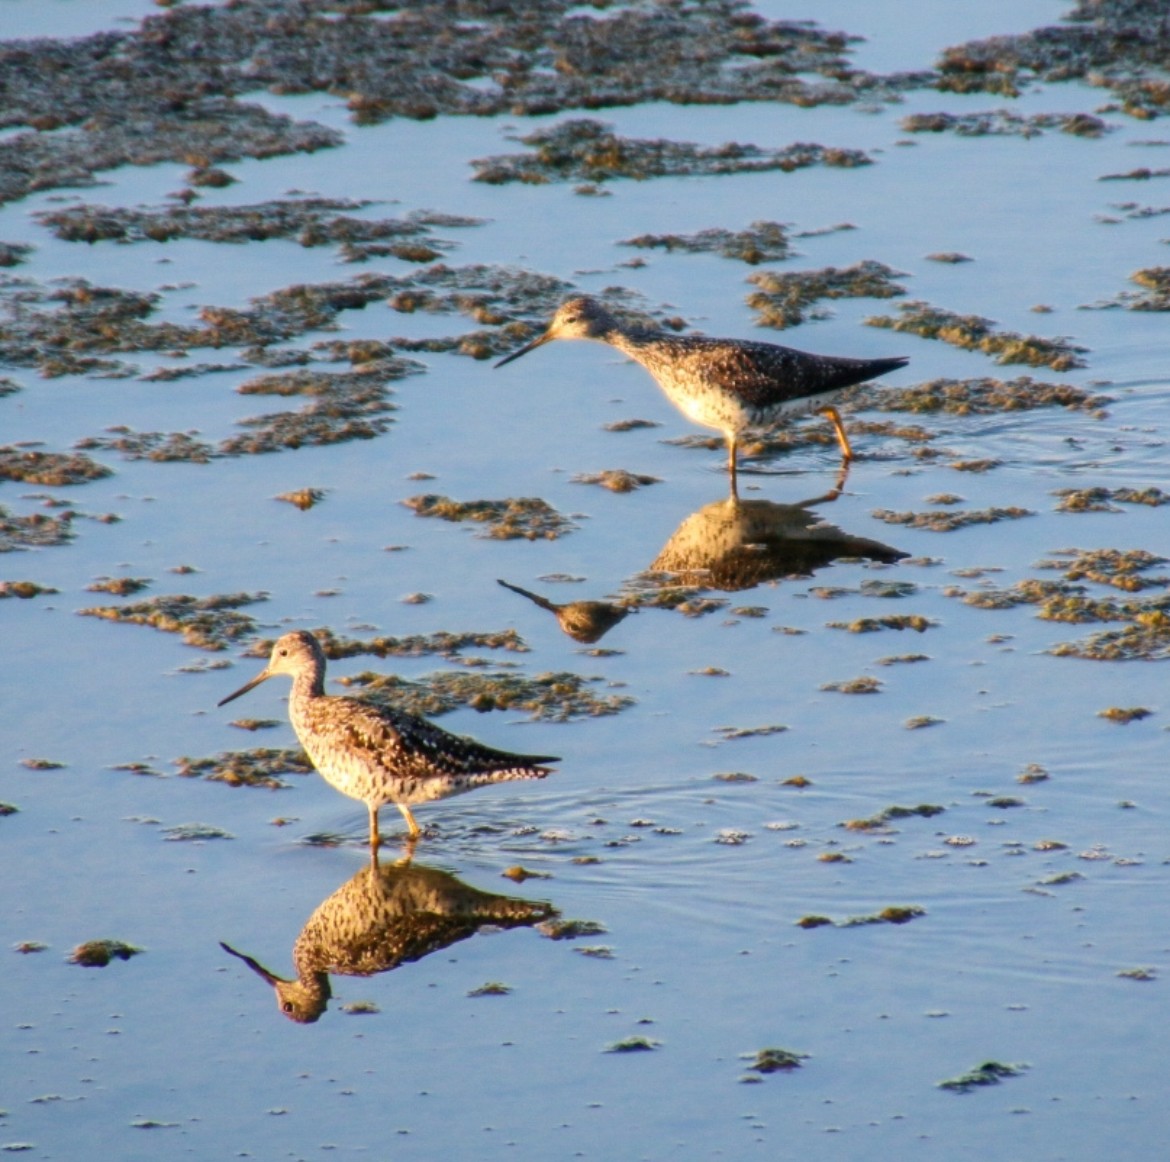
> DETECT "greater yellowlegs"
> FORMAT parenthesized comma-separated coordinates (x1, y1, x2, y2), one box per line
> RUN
(218, 630, 558, 847)
(495, 296, 908, 488)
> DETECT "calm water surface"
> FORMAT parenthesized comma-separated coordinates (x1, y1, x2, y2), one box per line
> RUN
(2, 1, 1168, 1158)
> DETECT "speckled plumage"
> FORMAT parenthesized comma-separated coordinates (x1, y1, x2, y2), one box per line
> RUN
(496, 295, 908, 487)
(218, 630, 557, 846)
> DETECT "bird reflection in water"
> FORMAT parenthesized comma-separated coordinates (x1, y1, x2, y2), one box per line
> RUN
(640, 473, 905, 593)
(496, 578, 631, 645)
(221, 858, 556, 1023)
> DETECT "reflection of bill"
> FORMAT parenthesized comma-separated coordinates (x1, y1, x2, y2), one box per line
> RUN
(643, 491, 904, 593)
(221, 859, 556, 1023)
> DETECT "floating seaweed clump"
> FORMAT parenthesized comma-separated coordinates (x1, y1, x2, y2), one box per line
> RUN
(620, 221, 791, 265)
(69, 939, 143, 967)
(747, 260, 906, 329)
(937, 1061, 1027, 1093)
(0, 580, 57, 599)
(1036, 548, 1170, 591)
(403, 495, 577, 541)
(571, 469, 661, 493)
(258, 625, 529, 660)
(842, 804, 945, 831)
(0, 447, 111, 486)
(900, 110, 1109, 137)
(1091, 266, 1170, 311)
(79, 592, 268, 650)
(174, 748, 313, 789)
(0, 505, 76, 552)
(827, 615, 935, 633)
(1053, 486, 1170, 512)
(36, 199, 478, 262)
(473, 119, 871, 186)
(860, 376, 1110, 415)
(865, 301, 1088, 370)
(76, 429, 216, 463)
(871, 506, 1033, 532)
(340, 669, 635, 723)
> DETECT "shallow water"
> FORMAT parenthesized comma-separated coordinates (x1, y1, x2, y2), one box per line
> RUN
(2, 1, 1169, 1158)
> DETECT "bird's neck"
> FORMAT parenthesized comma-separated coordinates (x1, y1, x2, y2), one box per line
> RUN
(291, 666, 326, 703)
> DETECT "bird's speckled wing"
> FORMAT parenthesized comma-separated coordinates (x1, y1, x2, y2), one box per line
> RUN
(637, 336, 901, 410)
(300, 695, 557, 782)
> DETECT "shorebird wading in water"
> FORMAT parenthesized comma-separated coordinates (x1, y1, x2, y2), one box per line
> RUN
(218, 630, 558, 848)
(495, 296, 908, 490)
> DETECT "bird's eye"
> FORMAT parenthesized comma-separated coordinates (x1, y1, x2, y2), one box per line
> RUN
(278, 648, 288, 657)
(282, 1001, 293, 1013)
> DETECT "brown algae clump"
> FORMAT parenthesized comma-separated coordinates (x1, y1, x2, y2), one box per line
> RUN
(174, 748, 313, 789)
(937, 1061, 1027, 1093)
(403, 494, 576, 540)
(0, 447, 111, 486)
(78, 592, 267, 650)
(747, 260, 906, 329)
(571, 470, 661, 493)
(842, 804, 945, 831)
(340, 669, 634, 723)
(473, 119, 871, 186)
(901, 110, 1109, 137)
(827, 615, 935, 633)
(306, 625, 528, 660)
(1097, 706, 1152, 724)
(86, 576, 151, 595)
(871, 506, 1034, 532)
(68, 939, 143, 967)
(861, 376, 1110, 415)
(620, 221, 791, 265)
(1053, 486, 1170, 513)
(821, 675, 883, 694)
(742, 1047, 808, 1074)
(865, 301, 1087, 370)
(0, 580, 58, 598)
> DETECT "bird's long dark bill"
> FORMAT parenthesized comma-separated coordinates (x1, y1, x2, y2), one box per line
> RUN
(220, 941, 284, 985)
(217, 668, 271, 707)
(494, 330, 552, 368)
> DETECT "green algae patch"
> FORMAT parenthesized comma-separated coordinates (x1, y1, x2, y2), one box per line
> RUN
(821, 675, 883, 694)
(859, 375, 1109, 415)
(79, 592, 267, 650)
(340, 669, 633, 723)
(938, 1061, 1027, 1093)
(20, 758, 65, 770)
(174, 748, 312, 790)
(1097, 706, 1152, 724)
(842, 804, 945, 832)
(877, 653, 931, 665)
(1053, 486, 1170, 513)
(0, 581, 57, 599)
(747, 260, 906, 329)
(713, 724, 788, 741)
(0, 803, 18, 816)
(871, 506, 1034, 532)
(901, 110, 1109, 137)
(620, 221, 791, 265)
(68, 939, 143, 968)
(0, 447, 111, 487)
(865, 301, 1088, 371)
(473, 120, 871, 187)
(404, 495, 577, 541)
(571, 470, 661, 493)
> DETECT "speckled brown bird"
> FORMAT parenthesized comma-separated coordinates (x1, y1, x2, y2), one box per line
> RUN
(495, 295, 908, 488)
(218, 630, 558, 847)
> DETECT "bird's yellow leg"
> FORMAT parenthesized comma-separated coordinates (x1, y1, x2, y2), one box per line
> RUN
(820, 406, 854, 461)
(727, 436, 739, 498)
(368, 805, 382, 851)
(397, 802, 422, 839)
